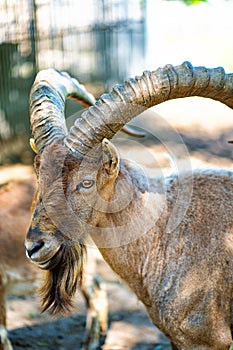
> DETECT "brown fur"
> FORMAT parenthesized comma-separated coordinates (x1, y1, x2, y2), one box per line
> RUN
(26, 137, 233, 349)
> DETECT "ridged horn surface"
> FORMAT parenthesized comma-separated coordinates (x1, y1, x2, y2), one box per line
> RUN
(30, 69, 96, 154)
(64, 61, 233, 158)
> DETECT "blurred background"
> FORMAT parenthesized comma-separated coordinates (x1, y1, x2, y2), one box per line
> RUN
(1, 0, 233, 166)
(2, 1, 233, 349)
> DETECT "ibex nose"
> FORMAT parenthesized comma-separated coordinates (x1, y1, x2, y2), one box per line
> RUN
(25, 240, 45, 259)
(25, 225, 45, 259)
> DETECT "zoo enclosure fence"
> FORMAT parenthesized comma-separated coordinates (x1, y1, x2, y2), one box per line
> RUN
(0, 0, 146, 144)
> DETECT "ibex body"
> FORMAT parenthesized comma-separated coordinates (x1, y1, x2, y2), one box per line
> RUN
(25, 62, 233, 349)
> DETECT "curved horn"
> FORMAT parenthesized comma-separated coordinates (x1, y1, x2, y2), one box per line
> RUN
(30, 69, 96, 154)
(30, 69, 145, 154)
(64, 61, 233, 157)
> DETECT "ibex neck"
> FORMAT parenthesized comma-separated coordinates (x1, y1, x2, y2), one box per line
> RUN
(96, 181, 167, 308)
(91, 161, 166, 247)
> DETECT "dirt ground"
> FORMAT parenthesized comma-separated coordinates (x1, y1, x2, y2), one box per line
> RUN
(7, 258, 171, 350)
(2, 97, 233, 350)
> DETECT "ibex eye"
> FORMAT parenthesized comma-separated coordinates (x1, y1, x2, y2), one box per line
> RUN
(81, 179, 94, 189)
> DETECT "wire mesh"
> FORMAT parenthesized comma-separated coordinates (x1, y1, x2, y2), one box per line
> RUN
(0, 0, 146, 142)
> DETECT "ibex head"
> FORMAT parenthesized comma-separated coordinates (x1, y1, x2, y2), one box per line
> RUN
(25, 63, 233, 315)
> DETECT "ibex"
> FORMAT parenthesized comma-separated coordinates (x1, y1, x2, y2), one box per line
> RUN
(25, 62, 233, 350)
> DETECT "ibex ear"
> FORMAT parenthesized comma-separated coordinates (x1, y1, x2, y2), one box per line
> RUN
(102, 138, 119, 175)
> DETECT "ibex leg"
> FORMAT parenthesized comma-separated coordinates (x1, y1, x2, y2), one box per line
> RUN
(81, 247, 108, 350)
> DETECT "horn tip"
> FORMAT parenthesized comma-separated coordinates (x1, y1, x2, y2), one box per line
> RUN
(29, 138, 38, 154)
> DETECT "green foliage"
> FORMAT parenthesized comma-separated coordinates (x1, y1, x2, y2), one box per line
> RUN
(183, 0, 207, 3)
(165, 0, 208, 4)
